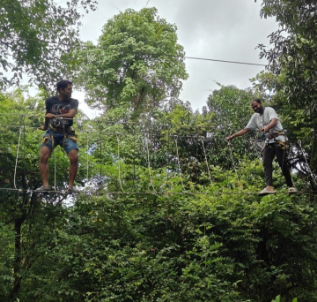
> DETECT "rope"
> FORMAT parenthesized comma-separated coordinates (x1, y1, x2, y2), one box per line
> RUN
(200, 136, 212, 185)
(0, 187, 315, 196)
(227, 140, 239, 181)
(298, 140, 317, 186)
(166, 127, 170, 183)
(54, 155, 56, 190)
(145, 134, 157, 193)
(173, 135, 186, 191)
(22, 115, 26, 193)
(86, 130, 89, 182)
(310, 128, 315, 170)
(98, 124, 102, 177)
(13, 126, 23, 190)
(116, 133, 125, 193)
(132, 126, 136, 190)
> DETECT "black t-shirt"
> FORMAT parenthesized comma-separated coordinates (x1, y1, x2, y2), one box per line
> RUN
(45, 96, 79, 129)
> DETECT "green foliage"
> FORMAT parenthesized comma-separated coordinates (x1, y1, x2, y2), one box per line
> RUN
(0, 77, 317, 302)
(0, 0, 97, 89)
(0, 222, 15, 298)
(257, 0, 317, 188)
(0, 89, 96, 301)
(71, 7, 188, 117)
(258, 0, 317, 113)
(251, 71, 317, 190)
(205, 84, 260, 168)
(4, 159, 315, 302)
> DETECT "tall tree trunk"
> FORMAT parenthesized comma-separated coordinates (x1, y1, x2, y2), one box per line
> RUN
(7, 170, 32, 301)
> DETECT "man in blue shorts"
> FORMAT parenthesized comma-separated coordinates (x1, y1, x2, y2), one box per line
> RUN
(35, 80, 80, 193)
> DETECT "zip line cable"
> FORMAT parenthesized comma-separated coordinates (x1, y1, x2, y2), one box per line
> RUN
(2, 118, 311, 144)
(0, 115, 311, 141)
(185, 56, 266, 67)
(2, 37, 267, 67)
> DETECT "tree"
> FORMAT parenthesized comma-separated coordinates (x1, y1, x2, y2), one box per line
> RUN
(71, 7, 188, 118)
(0, 86, 316, 301)
(0, 88, 94, 301)
(258, 0, 317, 113)
(0, 0, 97, 89)
(205, 84, 261, 169)
(251, 70, 317, 191)
(256, 0, 317, 190)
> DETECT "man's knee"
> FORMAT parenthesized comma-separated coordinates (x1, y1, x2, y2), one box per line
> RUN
(68, 149, 79, 164)
(40, 146, 51, 163)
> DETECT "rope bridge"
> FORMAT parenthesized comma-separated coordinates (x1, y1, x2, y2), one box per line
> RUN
(0, 113, 316, 196)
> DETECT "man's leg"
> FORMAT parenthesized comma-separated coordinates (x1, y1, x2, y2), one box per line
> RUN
(275, 143, 294, 187)
(67, 148, 78, 189)
(39, 145, 51, 188)
(263, 144, 276, 190)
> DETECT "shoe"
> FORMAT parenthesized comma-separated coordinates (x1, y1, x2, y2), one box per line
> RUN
(258, 188, 276, 196)
(288, 187, 297, 195)
(35, 185, 50, 193)
(68, 186, 80, 193)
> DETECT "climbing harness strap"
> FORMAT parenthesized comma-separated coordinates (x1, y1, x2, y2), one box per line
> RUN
(266, 141, 286, 150)
(261, 108, 287, 150)
(42, 124, 78, 149)
(263, 131, 287, 150)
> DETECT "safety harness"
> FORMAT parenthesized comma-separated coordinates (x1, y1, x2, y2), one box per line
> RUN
(42, 118, 78, 149)
(267, 131, 287, 150)
(261, 108, 287, 150)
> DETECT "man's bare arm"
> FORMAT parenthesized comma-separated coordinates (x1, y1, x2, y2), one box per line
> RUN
(38, 111, 49, 131)
(45, 109, 77, 119)
(260, 118, 278, 133)
(226, 128, 249, 141)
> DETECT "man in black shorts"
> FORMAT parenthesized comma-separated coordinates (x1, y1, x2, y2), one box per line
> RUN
(35, 80, 80, 193)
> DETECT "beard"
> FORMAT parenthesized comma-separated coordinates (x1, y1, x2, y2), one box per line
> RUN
(255, 107, 264, 114)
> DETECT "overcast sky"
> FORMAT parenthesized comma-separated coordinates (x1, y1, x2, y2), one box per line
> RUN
(74, 0, 278, 115)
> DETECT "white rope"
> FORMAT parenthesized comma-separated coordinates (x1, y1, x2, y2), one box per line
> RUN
(145, 134, 157, 193)
(13, 126, 23, 190)
(116, 133, 125, 192)
(1, 186, 313, 195)
(86, 130, 89, 182)
(54, 155, 56, 189)
(173, 135, 186, 191)
(298, 140, 317, 186)
(227, 140, 239, 180)
(200, 137, 212, 185)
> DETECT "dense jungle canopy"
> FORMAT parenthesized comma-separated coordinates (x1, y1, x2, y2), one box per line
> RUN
(0, 1, 317, 301)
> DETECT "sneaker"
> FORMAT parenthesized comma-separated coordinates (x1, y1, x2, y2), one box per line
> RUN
(288, 187, 297, 195)
(35, 185, 50, 193)
(258, 188, 276, 196)
(68, 186, 80, 193)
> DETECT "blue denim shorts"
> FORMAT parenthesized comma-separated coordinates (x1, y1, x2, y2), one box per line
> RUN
(41, 128, 79, 154)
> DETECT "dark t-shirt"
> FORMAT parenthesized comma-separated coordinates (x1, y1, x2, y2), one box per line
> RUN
(45, 96, 79, 129)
